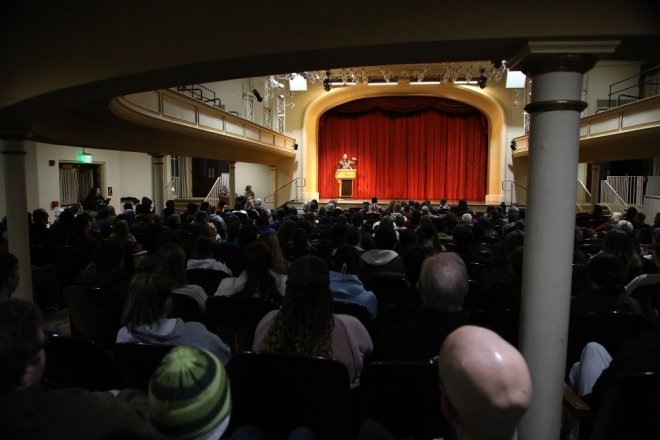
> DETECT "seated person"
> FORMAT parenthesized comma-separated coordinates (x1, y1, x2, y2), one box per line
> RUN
(570, 251, 642, 317)
(375, 252, 467, 361)
(75, 240, 131, 298)
(254, 256, 373, 388)
(0, 299, 151, 439)
(329, 244, 378, 320)
(359, 222, 405, 279)
(148, 346, 232, 440)
(0, 251, 20, 301)
(437, 325, 532, 440)
(117, 273, 231, 364)
(154, 243, 207, 311)
(186, 236, 232, 276)
(149, 345, 316, 440)
(214, 241, 286, 303)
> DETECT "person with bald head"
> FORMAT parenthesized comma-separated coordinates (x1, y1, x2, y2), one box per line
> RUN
(374, 252, 468, 361)
(438, 325, 532, 440)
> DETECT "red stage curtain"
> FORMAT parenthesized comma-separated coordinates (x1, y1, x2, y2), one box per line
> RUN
(318, 96, 488, 201)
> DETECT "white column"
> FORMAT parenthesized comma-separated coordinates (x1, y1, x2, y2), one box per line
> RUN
(590, 163, 601, 209)
(151, 155, 165, 215)
(509, 42, 618, 440)
(1, 139, 33, 301)
(228, 161, 236, 208)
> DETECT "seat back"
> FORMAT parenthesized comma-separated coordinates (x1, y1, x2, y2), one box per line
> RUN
(567, 311, 647, 373)
(333, 301, 372, 329)
(43, 333, 122, 391)
(360, 275, 408, 297)
(206, 296, 279, 353)
(53, 245, 87, 292)
(469, 308, 520, 348)
(63, 285, 124, 348)
(359, 361, 450, 440)
(226, 352, 352, 440)
(168, 293, 205, 323)
(589, 372, 660, 440)
(374, 303, 418, 334)
(113, 342, 175, 392)
(186, 269, 228, 296)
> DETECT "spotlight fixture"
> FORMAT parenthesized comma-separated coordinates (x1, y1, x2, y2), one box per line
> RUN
(252, 89, 263, 102)
(510, 140, 517, 152)
(478, 68, 488, 89)
(323, 70, 332, 92)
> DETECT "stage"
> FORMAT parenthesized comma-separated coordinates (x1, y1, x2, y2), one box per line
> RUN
(313, 198, 494, 214)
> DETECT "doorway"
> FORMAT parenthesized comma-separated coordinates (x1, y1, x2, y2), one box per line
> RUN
(59, 162, 105, 207)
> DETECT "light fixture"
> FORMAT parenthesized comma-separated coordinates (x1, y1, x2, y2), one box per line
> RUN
(323, 70, 332, 92)
(478, 68, 488, 89)
(411, 81, 440, 85)
(77, 148, 92, 163)
(510, 140, 517, 152)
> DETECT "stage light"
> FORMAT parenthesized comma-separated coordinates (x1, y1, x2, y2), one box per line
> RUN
(478, 68, 488, 89)
(510, 140, 517, 152)
(252, 89, 263, 102)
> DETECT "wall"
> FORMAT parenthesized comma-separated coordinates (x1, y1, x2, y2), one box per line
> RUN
(584, 61, 644, 115)
(235, 162, 274, 208)
(32, 142, 152, 216)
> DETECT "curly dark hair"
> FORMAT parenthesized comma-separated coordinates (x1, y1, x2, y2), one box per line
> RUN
(260, 283, 334, 359)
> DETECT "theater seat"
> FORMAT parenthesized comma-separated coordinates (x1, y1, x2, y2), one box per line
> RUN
(114, 342, 174, 392)
(226, 352, 352, 440)
(63, 285, 124, 349)
(359, 361, 450, 440)
(44, 333, 122, 391)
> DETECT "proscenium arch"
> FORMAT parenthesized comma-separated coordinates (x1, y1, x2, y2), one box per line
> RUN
(302, 82, 506, 203)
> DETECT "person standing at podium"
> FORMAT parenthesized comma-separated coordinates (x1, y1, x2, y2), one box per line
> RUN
(338, 153, 357, 170)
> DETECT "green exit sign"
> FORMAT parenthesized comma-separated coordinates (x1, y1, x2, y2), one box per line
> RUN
(77, 152, 92, 163)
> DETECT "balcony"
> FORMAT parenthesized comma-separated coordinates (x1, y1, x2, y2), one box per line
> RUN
(512, 94, 660, 163)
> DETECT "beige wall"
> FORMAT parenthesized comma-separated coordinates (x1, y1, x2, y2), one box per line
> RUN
(584, 61, 645, 115)
(32, 143, 152, 217)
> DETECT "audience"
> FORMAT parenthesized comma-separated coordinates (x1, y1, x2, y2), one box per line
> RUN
(214, 241, 286, 303)
(329, 244, 378, 320)
(153, 243, 208, 311)
(375, 252, 468, 361)
(186, 236, 232, 276)
(0, 299, 151, 439)
(75, 240, 131, 298)
(117, 272, 231, 364)
(437, 325, 532, 440)
(0, 251, 20, 301)
(254, 256, 373, 388)
(570, 251, 642, 317)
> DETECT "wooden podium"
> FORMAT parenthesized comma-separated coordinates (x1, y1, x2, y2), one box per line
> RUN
(335, 169, 356, 198)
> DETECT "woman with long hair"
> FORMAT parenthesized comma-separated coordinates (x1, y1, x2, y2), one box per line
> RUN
(253, 256, 373, 388)
(153, 243, 207, 311)
(602, 229, 644, 283)
(117, 272, 230, 363)
(214, 241, 286, 303)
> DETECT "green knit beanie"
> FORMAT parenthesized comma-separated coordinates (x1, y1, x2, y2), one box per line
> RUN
(148, 346, 231, 440)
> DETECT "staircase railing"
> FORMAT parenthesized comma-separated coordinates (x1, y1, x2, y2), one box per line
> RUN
(165, 176, 180, 200)
(501, 180, 527, 207)
(600, 180, 628, 216)
(264, 177, 306, 205)
(605, 176, 645, 207)
(576, 180, 592, 213)
(203, 175, 229, 207)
